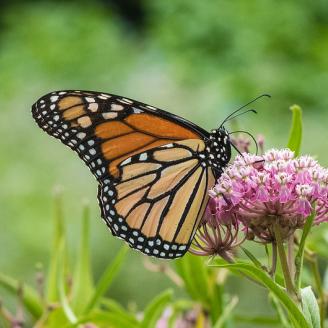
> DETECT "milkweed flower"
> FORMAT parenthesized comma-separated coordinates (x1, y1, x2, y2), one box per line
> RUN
(190, 198, 245, 259)
(207, 149, 328, 243)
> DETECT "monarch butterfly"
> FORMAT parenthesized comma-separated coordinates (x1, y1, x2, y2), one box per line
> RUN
(32, 90, 263, 259)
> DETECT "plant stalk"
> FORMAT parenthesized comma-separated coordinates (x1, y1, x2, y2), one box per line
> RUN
(287, 234, 295, 282)
(270, 242, 277, 278)
(273, 222, 297, 300)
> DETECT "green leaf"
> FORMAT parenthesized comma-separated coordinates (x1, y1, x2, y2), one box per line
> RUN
(0, 272, 43, 318)
(213, 296, 238, 328)
(269, 293, 290, 328)
(101, 298, 128, 314)
(36, 307, 70, 328)
(211, 262, 309, 328)
(46, 191, 66, 302)
(71, 205, 94, 313)
(83, 245, 128, 314)
(141, 289, 173, 328)
(101, 298, 140, 323)
(66, 310, 139, 328)
(295, 210, 316, 290)
(241, 246, 265, 270)
(301, 286, 320, 328)
(175, 253, 210, 304)
(57, 239, 77, 324)
(208, 282, 224, 324)
(287, 104, 302, 156)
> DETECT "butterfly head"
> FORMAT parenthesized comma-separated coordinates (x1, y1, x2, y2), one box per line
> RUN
(206, 127, 231, 173)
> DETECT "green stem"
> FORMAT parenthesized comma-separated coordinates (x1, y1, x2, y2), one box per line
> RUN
(287, 234, 295, 282)
(270, 242, 277, 279)
(294, 210, 315, 290)
(273, 222, 297, 300)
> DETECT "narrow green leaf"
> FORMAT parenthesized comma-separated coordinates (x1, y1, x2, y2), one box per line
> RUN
(101, 298, 127, 314)
(46, 190, 66, 302)
(66, 310, 139, 328)
(208, 283, 224, 324)
(36, 307, 70, 328)
(83, 245, 128, 313)
(0, 272, 43, 318)
(175, 254, 210, 304)
(213, 296, 238, 328)
(301, 286, 320, 328)
(287, 104, 302, 156)
(295, 210, 316, 289)
(269, 293, 290, 328)
(141, 289, 173, 328)
(100, 298, 140, 323)
(71, 205, 94, 313)
(241, 246, 265, 270)
(57, 240, 77, 324)
(211, 262, 309, 328)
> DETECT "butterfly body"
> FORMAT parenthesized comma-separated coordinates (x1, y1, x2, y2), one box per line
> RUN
(32, 90, 231, 258)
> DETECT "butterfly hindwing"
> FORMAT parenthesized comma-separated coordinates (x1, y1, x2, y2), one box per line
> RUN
(98, 140, 215, 258)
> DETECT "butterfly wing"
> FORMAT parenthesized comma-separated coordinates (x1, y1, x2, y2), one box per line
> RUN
(98, 139, 215, 258)
(32, 90, 213, 258)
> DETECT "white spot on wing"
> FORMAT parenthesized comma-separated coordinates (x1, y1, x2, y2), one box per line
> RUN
(139, 153, 147, 161)
(111, 103, 124, 111)
(89, 103, 98, 112)
(121, 157, 131, 166)
(132, 107, 143, 114)
(77, 132, 86, 139)
(102, 112, 118, 119)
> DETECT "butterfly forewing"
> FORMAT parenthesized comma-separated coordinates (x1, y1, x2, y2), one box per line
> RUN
(32, 90, 215, 258)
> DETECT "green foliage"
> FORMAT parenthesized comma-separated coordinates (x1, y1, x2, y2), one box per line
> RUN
(213, 296, 238, 328)
(301, 286, 321, 328)
(141, 289, 173, 328)
(71, 205, 94, 313)
(175, 254, 227, 323)
(295, 210, 316, 289)
(287, 104, 303, 156)
(0, 198, 130, 327)
(84, 246, 128, 313)
(212, 262, 309, 328)
(0, 273, 43, 319)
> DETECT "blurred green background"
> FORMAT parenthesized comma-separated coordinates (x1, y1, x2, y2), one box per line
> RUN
(1, 0, 328, 325)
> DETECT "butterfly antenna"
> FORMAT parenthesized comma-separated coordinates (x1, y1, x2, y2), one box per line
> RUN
(229, 130, 259, 155)
(220, 94, 271, 127)
(225, 108, 257, 123)
(230, 142, 244, 157)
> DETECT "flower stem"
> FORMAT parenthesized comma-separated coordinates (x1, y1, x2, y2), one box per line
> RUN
(270, 241, 277, 278)
(287, 234, 295, 281)
(273, 222, 297, 300)
(294, 210, 315, 290)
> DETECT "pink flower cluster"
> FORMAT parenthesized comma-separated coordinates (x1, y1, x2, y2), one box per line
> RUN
(209, 149, 328, 241)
